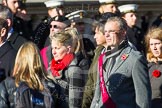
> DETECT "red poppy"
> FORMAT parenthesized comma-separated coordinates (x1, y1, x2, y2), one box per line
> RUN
(121, 54, 128, 60)
(152, 70, 161, 78)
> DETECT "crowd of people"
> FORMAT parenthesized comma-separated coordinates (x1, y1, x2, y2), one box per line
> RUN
(0, 0, 162, 108)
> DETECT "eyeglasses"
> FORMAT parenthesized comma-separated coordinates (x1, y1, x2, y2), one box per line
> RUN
(50, 25, 62, 29)
(106, 30, 122, 34)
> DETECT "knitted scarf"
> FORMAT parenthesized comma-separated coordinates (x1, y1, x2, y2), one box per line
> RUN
(50, 53, 74, 77)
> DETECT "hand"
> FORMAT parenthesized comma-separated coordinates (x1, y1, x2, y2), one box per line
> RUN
(16, 9, 31, 21)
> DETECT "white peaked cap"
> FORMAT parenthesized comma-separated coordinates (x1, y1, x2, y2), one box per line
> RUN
(118, 4, 139, 14)
(66, 10, 86, 21)
(99, 0, 116, 4)
(44, 0, 64, 8)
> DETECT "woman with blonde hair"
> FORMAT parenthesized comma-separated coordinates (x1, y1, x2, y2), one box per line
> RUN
(145, 27, 162, 108)
(12, 42, 67, 108)
(49, 28, 86, 108)
(65, 27, 91, 70)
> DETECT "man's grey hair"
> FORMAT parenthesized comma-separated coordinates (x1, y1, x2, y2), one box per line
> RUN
(0, 4, 13, 21)
(106, 16, 128, 31)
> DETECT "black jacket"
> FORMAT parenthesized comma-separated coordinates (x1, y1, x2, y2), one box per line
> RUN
(33, 17, 51, 50)
(13, 16, 33, 40)
(0, 77, 16, 108)
(0, 77, 68, 108)
(126, 26, 145, 53)
(8, 31, 28, 51)
(0, 42, 16, 82)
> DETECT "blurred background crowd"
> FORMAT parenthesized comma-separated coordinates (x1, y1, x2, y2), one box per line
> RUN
(12, 0, 162, 31)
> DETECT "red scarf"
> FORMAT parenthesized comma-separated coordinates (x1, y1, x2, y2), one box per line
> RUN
(98, 53, 116, 108)
(50, 53, 74, 77)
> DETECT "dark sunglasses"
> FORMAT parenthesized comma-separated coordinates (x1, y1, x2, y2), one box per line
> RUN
(76, 22, 85, 25)
(50, 25, 61, 29)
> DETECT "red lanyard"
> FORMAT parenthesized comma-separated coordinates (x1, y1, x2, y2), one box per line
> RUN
(98, 53, 116, 108)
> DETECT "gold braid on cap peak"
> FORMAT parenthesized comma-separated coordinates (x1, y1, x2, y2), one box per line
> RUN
(101, 2, 116, 5)
(80, 12, 83, 19)
(122, 10, 137, 14)
(22, 0, 26, 3)
(160, 16, 162, 20)
(55, 16, 59, 21)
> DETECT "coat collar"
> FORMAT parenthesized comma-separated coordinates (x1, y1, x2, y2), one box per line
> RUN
(110, 46, 131, 73)
(102, 41, 131, 81)
(103, 46, 132, 83)
(105, 40, 128, 57)
(0, 41, 14, 58)
(7, 32, 19, 44)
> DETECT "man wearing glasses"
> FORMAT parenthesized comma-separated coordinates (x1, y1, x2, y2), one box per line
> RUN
(33, 0, 65, 50)
(90, 16, 151, 108)
(49, 16, 68, 38)
(40, 15, 70, 71)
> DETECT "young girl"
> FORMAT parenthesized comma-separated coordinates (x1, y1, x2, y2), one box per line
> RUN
(145, 27, 162, 108)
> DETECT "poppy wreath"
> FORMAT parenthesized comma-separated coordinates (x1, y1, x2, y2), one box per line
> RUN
(152, 70, 161, 78)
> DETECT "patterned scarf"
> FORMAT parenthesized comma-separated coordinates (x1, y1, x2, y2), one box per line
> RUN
(50, 53, 74, 77)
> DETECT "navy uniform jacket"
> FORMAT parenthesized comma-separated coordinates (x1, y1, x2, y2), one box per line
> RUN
(13, 15, 33, 41)
(152, 14, 162, 27)
(33, 17, 51, 50)
(126, 26, 145, 53)
(0, 41, 16, 82)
